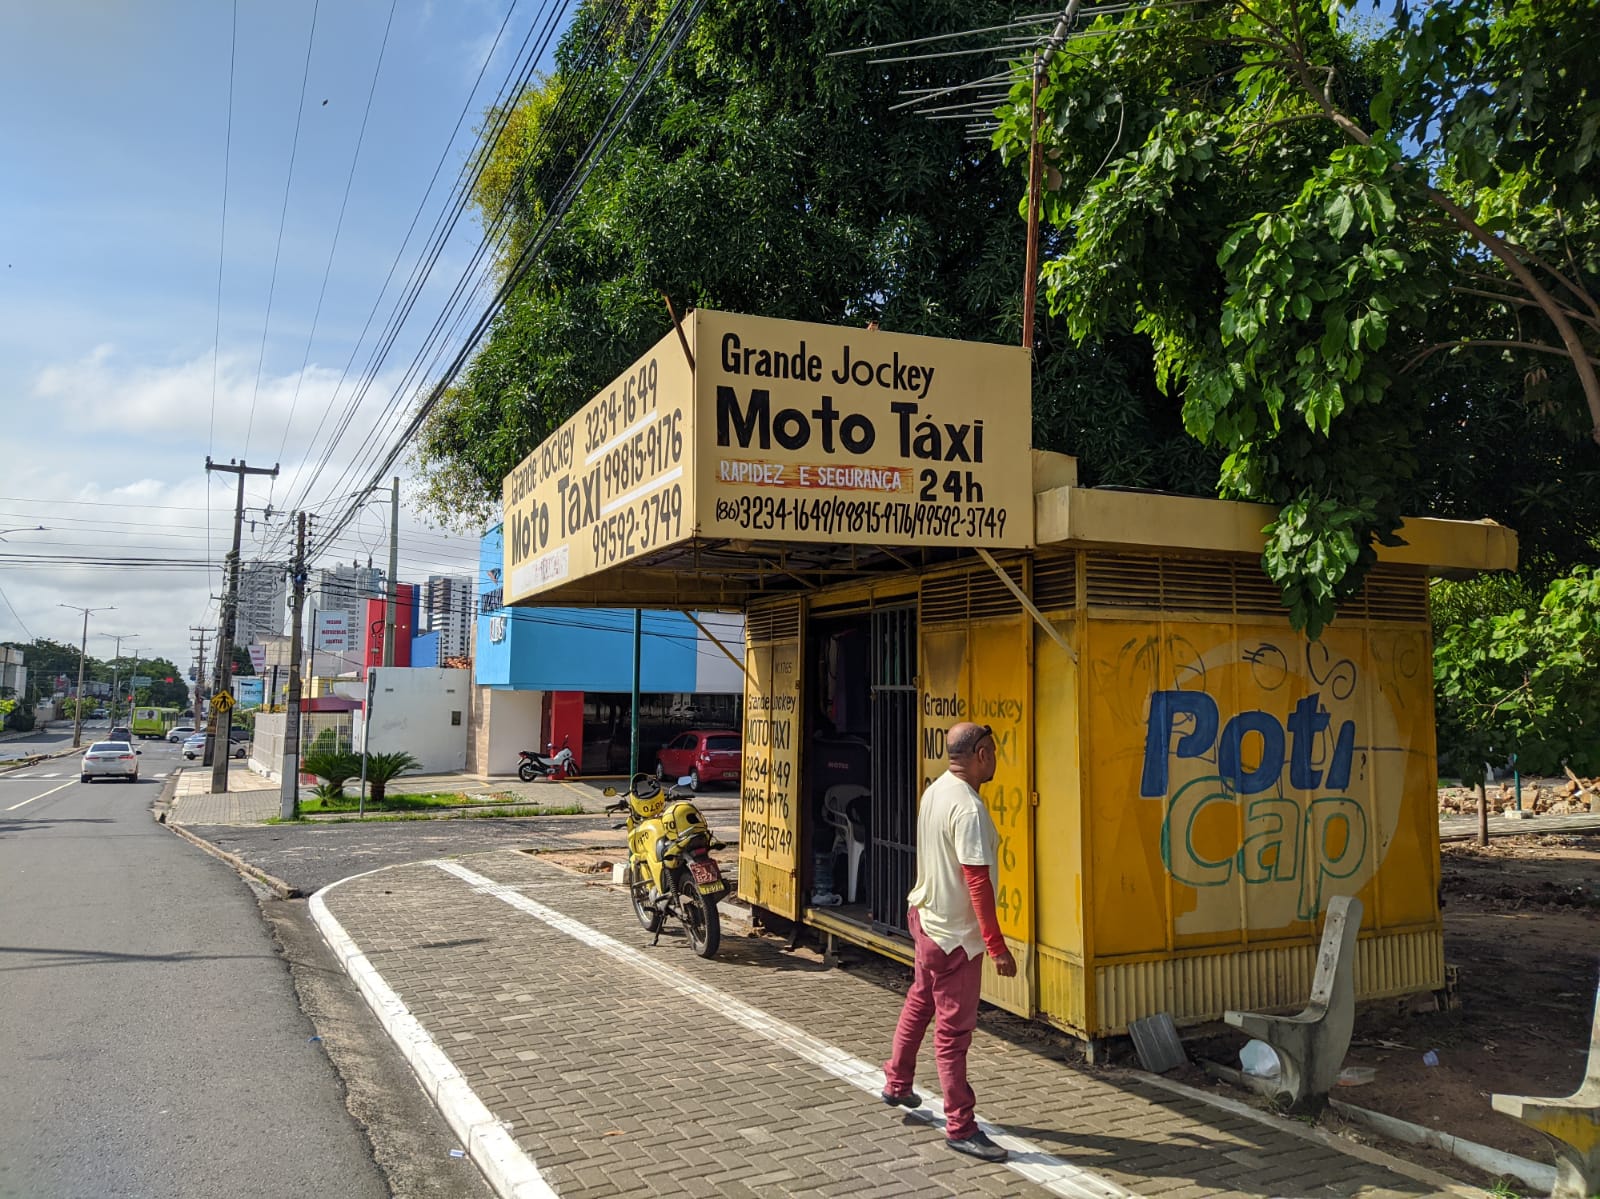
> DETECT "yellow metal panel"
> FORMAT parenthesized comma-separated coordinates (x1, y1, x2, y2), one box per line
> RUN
(1090, 928, 1443, 1035)
(502, 327, 693, 603)
(737, 629, 803, 919)
(1084, 611, 1443, 962)
(1034, 616, 1083, 959)
(695, 310, 1032, 549)
(1036, 945, 1088, 1036)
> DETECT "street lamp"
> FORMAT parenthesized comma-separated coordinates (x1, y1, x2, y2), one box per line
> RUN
(100, 633, 140, 728)
(60, 604, 114, 748)
(0, 525, 49, 540)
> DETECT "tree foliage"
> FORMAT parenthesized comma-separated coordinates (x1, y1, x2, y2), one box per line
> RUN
(412, 0, 1215, 531)
(1434, 566, 1600, 776)
(998, 0, 1600, 634)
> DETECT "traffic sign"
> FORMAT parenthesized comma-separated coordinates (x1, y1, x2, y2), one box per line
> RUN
(209, 692, 235, 714)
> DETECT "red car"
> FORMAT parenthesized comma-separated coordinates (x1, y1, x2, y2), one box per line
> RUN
(656, 729, 741, 791)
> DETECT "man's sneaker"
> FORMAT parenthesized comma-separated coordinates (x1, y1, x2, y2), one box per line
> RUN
(946, 1130, 1008, 1162)
(811, 891, 842, 907)
(880, 1088, 922, 1109)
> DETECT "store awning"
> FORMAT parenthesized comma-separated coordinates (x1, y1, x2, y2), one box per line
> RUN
(501, 310, 1034, 609)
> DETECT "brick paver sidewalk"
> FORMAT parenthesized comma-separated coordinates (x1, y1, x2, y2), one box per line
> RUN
(168, 764, 281, 824)
(314, 850, 1473, 1199)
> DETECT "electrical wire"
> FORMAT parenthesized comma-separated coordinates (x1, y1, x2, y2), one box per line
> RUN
(317, 0, 707, 555)
(209, 0, 239, 458)
(273, 0, 399, 475)
(246, 0, 323, 458)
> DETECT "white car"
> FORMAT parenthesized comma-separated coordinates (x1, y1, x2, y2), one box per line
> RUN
(166, 724, 196, 743)
(81, 741, 141, 783)
(183, 733, 247, 760)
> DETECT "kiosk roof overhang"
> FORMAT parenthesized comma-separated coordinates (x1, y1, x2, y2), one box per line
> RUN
(1034, 484, 1519, 576)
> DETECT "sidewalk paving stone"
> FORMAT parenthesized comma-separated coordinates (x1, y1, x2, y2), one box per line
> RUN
(317, 848, 1467, 1199)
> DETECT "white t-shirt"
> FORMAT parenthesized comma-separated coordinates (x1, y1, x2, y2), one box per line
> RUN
(905, 770, 999, 958)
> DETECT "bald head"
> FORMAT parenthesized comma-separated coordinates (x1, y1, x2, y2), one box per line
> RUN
(946, 721, 997, 785)
(947, 722, 991, 758)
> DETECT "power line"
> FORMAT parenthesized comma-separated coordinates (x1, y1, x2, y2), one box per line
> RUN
(209, 0, 240, 457)
(0, 579, 33, 639)
(246, 0, 324, 458)
(274, 0, 400, 473)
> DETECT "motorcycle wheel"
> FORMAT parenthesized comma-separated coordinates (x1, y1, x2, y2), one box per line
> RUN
(565, 762, 579, 779)
(517, 761, 536, 782)
(630, 869, 664, 933)
(677, 872, 720, 959)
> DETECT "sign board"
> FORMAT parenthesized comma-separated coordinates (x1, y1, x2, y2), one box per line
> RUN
(247, 645, 267, 673)
(209, 692, 235, 714)
(233, 676, 265, 707)
(314, 611, 352, 654)
(131, 675, 152, 688)
(501, 310, 1032, 605)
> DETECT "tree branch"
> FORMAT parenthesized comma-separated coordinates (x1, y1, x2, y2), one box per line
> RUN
(1403, 337, 1600, 374)
(1451, 286, 1600, 333)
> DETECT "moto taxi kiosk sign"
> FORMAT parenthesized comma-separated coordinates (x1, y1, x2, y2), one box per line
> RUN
(500, 310, 1033, 604)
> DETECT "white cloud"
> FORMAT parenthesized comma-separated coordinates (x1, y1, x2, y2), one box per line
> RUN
(1, 346, 486, 674)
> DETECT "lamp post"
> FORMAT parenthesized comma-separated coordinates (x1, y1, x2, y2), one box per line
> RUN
(59, 604, 115, 748)
(0, 525, 49, 539)
(100, 633, 139, 729)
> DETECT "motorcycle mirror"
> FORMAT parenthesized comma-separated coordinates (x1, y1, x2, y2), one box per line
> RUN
(677, 776, 693, 787)
(602, 787, 618, 797)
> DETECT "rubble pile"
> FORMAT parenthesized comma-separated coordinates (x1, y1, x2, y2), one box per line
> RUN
(1437, 775, 1598, 817)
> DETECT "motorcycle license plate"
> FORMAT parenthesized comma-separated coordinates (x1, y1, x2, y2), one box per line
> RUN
(689, 858, 722, 893)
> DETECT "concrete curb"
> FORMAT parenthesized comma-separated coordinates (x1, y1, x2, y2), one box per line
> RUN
(0, 745, 79, 774)
(1327, 1096, 1558, 1195)
(1125, 1069, 1482, 1197)
(309, 868, 557, 1199)
(163, 822, 302, 899)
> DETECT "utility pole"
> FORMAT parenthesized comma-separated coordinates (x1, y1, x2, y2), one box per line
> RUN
(382, 476, 399, 667)
(1021, 0, 1082, 351)
(189, 627, 210, 717)
(205, 457, 279, 793)
(279, 512, 307, 820)
(100, 633, 139, 728)
(60, 604, 114, 749)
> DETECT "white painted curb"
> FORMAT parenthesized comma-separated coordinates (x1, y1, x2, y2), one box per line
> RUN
(310, 870, 557, 1199)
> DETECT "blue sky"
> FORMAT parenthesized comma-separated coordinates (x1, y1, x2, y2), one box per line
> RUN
(0, 0, 564, 671)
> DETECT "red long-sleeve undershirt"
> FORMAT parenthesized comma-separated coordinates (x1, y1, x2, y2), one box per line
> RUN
(962, 864, 1008, 958)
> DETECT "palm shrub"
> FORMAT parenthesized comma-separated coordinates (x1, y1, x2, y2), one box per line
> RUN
(363, 750, 421, 805)
(302, 748, 361, 797)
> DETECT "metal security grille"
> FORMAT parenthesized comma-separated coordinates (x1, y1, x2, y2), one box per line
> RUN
(869, 604, 918, 937)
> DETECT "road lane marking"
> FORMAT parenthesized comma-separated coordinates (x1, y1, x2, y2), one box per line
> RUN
(433, 859, 1132, 1199)
(6, 781, 75, 810)
(309, 875, 559, 1199)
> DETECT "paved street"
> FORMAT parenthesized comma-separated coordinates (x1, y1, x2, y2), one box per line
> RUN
(0, 739, 392, 1199)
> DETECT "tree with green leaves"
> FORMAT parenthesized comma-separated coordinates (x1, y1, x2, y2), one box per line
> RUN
(412, 0, 1215, 531)
(998, 0, 1600, 633)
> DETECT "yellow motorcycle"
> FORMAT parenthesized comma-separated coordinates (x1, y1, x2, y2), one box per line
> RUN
(605, 772, 728, 958)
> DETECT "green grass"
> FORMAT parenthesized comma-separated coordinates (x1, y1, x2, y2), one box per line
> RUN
(268, 800, 583, 824)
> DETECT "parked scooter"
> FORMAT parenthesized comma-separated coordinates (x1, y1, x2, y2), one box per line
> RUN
(517, 736, 579, 782)
(605, 772, 727, 958)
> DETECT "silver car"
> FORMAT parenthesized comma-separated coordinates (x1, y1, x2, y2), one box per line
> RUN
(81, 741, 141, 783)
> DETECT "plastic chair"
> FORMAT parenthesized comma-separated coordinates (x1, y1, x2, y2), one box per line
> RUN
(822, 785, 869, 904)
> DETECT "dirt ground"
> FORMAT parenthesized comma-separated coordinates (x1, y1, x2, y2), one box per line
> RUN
(532, 829, 1600, 1172)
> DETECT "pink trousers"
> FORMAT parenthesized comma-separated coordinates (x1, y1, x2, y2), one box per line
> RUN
(883, 906, 985, 1140)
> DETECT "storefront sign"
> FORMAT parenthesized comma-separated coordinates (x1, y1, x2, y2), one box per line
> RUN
(502, 327, 693, 604)
(698, 310, 1030, 547)
(314, 612, 351, 653)
(500, 310, 1033, 605)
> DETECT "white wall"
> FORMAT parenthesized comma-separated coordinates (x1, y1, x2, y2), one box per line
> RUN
(250, 712, 286, 781)
(484, 688, 542, 777)
(694, 611, 747, 694)
(356, 667, 470, 774)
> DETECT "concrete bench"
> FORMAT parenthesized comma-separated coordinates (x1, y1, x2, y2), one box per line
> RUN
(1493, 970, 1600, 1199)
(1224, 895, 1362, 1113)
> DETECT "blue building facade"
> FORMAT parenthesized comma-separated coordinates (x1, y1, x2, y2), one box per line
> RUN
(474, 525, 744, 775)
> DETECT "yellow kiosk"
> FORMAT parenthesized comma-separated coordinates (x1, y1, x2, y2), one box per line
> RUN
(501, 309, 1516, 1041)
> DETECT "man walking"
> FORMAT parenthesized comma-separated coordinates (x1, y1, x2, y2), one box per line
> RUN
(881, 720, 1016, 1163)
